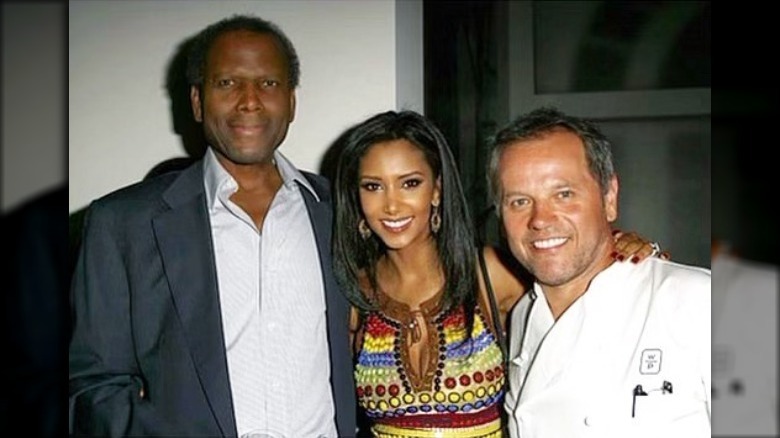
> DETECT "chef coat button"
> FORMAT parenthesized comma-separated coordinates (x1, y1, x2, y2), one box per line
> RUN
(584, 416, 593, 426)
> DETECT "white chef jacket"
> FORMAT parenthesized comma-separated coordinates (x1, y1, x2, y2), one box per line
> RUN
(712, 252, 778, 436)
(505, 258, 711, 438)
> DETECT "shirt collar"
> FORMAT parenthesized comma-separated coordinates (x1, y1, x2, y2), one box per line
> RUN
(202, 147, 320, 211)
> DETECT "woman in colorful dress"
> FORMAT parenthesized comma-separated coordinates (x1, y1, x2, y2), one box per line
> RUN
(332, 110, 656, 437)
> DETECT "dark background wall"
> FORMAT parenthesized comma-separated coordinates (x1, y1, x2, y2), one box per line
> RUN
(425, 1, 733, 268)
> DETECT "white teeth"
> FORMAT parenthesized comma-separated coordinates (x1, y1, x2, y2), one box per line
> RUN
(533, 237, 567, 249)
(381, 218, 412, 229)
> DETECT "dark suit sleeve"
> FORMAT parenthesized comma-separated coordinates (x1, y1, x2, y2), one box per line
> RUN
(68, 202, 150, 436)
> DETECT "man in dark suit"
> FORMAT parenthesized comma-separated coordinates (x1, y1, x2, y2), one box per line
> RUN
(69, 15, 356, 437)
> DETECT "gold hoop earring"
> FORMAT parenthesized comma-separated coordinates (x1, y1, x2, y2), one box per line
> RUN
(358, 219, 372, 240)
(430, 205, 441, 234)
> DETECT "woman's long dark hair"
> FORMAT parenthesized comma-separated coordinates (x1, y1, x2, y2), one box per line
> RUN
(333, 110, 478, 339)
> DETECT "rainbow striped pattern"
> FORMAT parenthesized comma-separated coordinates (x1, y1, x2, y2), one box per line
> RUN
(355, 304, 505, 433)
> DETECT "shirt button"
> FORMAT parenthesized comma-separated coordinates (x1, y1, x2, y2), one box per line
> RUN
(583, 416, 593, 427)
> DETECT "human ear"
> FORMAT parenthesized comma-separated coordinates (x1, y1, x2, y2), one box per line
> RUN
(190, 85, 203, 123)
(604, 176, 619, 222)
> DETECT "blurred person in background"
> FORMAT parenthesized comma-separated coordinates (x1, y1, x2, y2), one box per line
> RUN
(2, 1, 66, 435)
(711, 238, 778, 436)
(1, 185, 67, 436)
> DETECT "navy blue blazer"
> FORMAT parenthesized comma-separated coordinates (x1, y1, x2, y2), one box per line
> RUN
(69, 161, 356, 436)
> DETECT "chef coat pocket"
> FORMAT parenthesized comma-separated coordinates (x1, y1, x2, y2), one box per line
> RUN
(627, 392, 709, 436)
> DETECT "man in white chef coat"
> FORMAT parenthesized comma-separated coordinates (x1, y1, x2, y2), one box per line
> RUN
(487, 107, 711, 437)
(712, 239, 778, 436)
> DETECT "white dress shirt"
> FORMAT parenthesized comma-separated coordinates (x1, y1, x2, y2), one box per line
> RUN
(204, 149, 336, 438)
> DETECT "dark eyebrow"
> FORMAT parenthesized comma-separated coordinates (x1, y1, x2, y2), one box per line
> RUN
(398, 171, 425, 179)
(359, 171, 425, 181)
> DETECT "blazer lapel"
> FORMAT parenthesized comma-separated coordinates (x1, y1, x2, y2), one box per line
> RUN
(152, 164, 237, 436)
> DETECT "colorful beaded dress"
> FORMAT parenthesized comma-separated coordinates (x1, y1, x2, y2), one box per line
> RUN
(354, 289, 505, 438)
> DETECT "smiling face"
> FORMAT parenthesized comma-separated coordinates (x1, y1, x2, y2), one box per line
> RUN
(190, 30, 296, 170)
(498, 129, 618, 290)
(358, 139, 441, 251)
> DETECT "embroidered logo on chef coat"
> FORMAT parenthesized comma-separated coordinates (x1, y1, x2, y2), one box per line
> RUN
(639, 349, 662, 374)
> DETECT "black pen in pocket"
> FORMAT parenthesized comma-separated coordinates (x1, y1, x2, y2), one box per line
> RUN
(631, 380, 673, 418)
